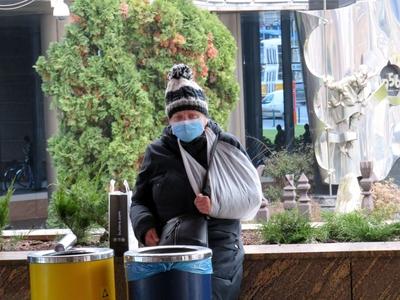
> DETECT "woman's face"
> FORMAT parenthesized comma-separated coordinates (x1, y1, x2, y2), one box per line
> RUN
(169, 110, 208, 127)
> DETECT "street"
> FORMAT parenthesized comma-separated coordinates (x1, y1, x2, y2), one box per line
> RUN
(262, 103, 308, 129)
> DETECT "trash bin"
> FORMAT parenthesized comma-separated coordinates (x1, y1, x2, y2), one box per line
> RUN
(28, 247, 116, 300)
(124, 245, 212, 300)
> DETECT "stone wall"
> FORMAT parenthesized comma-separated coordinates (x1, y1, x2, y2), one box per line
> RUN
(241, 243, 400, 299)
(8, 192, 48, 229)
(0, 253, 30, 300)
(3, 242, 400, 299)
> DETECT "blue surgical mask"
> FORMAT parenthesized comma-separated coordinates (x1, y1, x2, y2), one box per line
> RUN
(171, 119, 204, 142)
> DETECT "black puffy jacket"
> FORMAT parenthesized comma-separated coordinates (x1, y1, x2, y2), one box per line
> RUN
(130, 120, 246, 299)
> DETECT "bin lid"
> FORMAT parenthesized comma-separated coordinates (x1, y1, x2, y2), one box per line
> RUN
(124, 245, 212, 263)
(27, 247, 114, 264)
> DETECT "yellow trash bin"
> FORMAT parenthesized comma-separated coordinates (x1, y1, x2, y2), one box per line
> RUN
(28, 248, 115, 300)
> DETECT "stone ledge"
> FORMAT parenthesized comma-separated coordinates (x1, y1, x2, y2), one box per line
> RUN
(10, 192, 48, 202)
(3, 241, 400, 300)
(5, 241, 400, 263)
(8, 192, 49, 228)
(244, 241, 400, 259)
(0, 251, 31, 264)
(1, 228, 72, 241)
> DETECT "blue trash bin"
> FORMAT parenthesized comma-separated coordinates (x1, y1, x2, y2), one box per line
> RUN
(124, 245, 212, 300)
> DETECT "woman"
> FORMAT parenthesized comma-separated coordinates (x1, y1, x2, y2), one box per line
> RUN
(130, 64, 262, 299)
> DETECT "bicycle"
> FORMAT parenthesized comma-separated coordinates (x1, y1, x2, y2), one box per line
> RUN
(2, 160, 34, 191)
(245, 135, 274, 167)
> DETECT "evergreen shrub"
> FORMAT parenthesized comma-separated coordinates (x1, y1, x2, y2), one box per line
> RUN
(35, 0, 238, 233)
(261, 209, 313, 244)
(260, 209, 400, 245)
(263, 147, 314, 202)
(0, 187, 14, 234)
(51, 168, 107, 242)
(316, 210, 400, 243)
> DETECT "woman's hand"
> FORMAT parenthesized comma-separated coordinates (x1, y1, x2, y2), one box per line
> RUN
(194, 193, 211, 215)
(144, 228, 160, 246)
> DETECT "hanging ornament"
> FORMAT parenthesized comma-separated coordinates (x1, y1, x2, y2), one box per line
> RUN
(380, 61, 400, 97)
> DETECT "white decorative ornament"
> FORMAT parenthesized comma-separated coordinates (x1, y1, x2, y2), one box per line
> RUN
(53, 0, 70, 20)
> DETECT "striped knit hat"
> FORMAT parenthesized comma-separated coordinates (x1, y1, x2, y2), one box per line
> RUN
(165, 64, 208, 118)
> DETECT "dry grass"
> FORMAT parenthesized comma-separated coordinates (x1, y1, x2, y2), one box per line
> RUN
(372, 179, 400, 218)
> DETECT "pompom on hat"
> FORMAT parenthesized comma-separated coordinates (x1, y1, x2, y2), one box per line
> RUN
(165, 64, 208, 118)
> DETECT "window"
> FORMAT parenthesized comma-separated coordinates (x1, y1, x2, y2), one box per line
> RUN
(258, 11, 309, 143)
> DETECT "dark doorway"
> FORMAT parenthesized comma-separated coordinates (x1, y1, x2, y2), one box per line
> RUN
(0, 15, 45, 192)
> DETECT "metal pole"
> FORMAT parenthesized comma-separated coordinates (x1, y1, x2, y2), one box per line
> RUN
(281, 10, 294, 151)
(322, 0, 332, 196)
(297, 105, 300, 124)
(241, 12, 263, 141)
(272, 111, 276, 127)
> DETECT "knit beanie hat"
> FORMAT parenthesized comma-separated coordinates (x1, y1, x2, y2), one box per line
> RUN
(165, 64, 208, 118)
